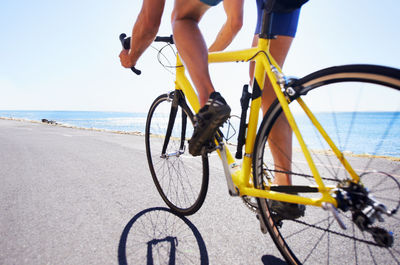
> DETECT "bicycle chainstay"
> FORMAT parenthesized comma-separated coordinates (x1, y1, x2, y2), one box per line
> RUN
(242, 168, 339, 213)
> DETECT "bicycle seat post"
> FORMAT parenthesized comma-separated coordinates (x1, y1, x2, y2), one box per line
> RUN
(259, 0, 277, 40)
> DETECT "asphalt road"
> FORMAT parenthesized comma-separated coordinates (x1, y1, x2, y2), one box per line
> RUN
(1, 119, 399, 265)
(0, 119, 285, 265)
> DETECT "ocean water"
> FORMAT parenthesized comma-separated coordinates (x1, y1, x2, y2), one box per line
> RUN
(0, 110, 147, 133)
(293, 112, 400, 158)
(1, 110, 399, 158)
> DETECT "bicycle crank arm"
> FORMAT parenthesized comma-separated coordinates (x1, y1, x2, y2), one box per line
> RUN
(256, 212, 268, 234)
(219, 144, 239, 196)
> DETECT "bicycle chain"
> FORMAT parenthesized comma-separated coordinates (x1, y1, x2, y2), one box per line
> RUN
(252, 170, 395, 247)
(267, 168, 341, 183)
(242, 164, 357, 232)
(289, 218, 382, 247)
(242, 196, 259, 213)
(242, 169, 341, 213)
(246, 196, 389, 247)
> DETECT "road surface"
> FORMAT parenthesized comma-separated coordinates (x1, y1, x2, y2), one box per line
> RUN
(0, 119, 285, 265)
(1, 118, 399, 264)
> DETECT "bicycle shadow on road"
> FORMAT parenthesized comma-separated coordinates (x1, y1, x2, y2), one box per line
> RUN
(118, 207, 209, 265)
(261, 255, 287, 265)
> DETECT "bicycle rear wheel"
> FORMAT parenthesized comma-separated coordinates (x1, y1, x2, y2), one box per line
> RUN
(145, 92, 209, 216)
(253, 65, 400, 264)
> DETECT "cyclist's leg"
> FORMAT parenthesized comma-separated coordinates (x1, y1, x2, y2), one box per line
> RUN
(250, 35, 294, 185)
(208, 0, 244, 52)
(171, 0, 214, 107)
(172, 0, 231, 156)
(251, 1, 300, 184)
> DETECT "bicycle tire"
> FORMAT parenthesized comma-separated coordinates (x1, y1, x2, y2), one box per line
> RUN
(253, 64, 400, 264)
(145, 92, 209, 216)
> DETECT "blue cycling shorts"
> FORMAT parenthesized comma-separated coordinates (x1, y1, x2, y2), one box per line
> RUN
(200, 0, 222, 6)
(255, 0, 300, 37)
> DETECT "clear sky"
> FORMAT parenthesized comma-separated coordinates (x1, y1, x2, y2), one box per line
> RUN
(0, 0, 399, 113)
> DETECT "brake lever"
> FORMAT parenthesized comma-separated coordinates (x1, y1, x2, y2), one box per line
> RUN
(119, 33, 141, 75)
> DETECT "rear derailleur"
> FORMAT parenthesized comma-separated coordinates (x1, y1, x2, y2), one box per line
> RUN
(336, 181, 395, 247)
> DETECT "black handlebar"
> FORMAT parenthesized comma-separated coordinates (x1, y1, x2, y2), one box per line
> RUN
(154, 35, 174, 44)
(119, 33, 175, 75)
(119, 33, 141, 75)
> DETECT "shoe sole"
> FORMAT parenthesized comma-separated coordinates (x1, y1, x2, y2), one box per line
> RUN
(269, 201, 305, 220)
(189, 107, 231, 156)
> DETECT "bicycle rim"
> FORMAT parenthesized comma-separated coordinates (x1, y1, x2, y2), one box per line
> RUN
(253, 65, 400, 264)
(145, 93, 209, 216)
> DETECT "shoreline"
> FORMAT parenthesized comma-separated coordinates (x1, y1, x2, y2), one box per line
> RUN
(0, 116, 144, 136)
(295, 147, 400, 162)
(1, 116, 399, 162)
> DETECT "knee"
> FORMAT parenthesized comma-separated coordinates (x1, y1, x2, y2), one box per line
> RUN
(171, 9, 194, 25)
(171, 9, 198, 31)
(171, 0, 207, 25)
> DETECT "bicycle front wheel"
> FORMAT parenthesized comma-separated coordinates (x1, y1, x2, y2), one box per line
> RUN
(145, 92, 209, 216)
(253, 65, 400, 264)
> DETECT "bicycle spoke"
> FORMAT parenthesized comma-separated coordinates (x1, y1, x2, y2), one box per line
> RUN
(146, 93, 208, 215)
(254, 65, 400, 264)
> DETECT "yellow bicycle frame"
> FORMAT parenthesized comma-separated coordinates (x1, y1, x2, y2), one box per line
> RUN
(173, 37, 359, 208)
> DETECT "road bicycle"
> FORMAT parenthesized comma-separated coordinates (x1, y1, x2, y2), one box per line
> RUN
(121, 2, 400, 264)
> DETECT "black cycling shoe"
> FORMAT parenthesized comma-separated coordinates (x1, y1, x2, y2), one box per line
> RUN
(268, 200, 305, 224)
(189, 92, 231, 156)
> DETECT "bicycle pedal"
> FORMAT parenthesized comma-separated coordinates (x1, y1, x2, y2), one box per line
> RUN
(272, 216, 283, 228)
